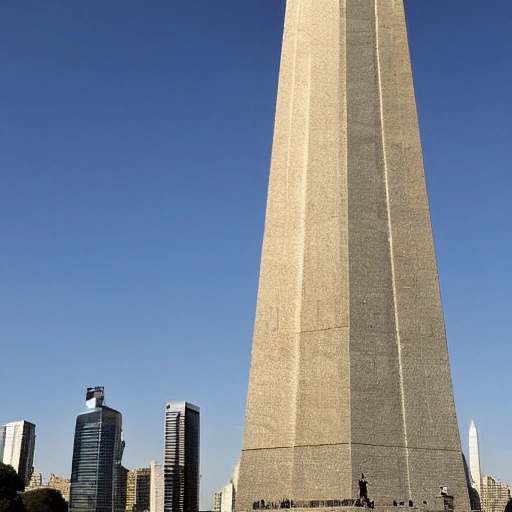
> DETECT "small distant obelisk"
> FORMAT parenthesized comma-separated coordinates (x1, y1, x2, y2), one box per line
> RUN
(236, 1, 470, 511)
(469, 420, 482, 493)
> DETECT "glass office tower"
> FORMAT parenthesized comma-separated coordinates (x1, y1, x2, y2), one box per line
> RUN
(70, 387, 125, 512)
(0, 420, 36, 485)
(163, 402, 200, 512)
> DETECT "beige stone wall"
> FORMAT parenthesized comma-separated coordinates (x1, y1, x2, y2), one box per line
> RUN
(237, 1, 469, 511)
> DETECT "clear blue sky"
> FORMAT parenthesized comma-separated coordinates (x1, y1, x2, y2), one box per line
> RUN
(1, 1, 511, 508)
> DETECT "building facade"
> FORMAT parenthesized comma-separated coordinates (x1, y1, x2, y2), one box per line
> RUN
(480, 476, 511, 512)
(127, 468, 151, 512)
(213, 491, 222, 512)
(150, 461, 164, 512)
(127, 471, 137, 512)
(48, 474, 71, 503)
(0, 420, 36, 485)
(135, 468, 151, 512)
(213, 483, 234, 512)
(70, 387, 125, 512)
(26, 472, 43, 491)
(117, 466, 129, 512)
(163, 402, 200, 512)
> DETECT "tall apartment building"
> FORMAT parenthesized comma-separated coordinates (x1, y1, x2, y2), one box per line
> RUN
(480, 476, 511, 512)
(163, 402, 200, 512)
(150, 461, 164, 512)
(70, 387, 125, 512)
(127, 471, 137, 511)
(213, 490, 222, 512)
(0, 420, 36, 485)
(127, 468, 151, 512)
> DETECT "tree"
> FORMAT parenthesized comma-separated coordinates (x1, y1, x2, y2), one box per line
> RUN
(21, 489, 67, 512)
(504, 499, 512, 512)
(0, 463, 25, 512)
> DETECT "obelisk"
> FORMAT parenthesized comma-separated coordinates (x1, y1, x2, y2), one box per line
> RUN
(469, 421, 482, 493)
(236, 1, 469, 511)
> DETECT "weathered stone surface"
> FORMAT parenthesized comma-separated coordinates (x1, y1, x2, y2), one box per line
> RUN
(236, 1, 469, 511)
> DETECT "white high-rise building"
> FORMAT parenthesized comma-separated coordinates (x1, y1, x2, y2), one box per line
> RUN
(469, 420, 482, 492)
(213, 460, 240, 512)
(0, 420, 36, 485)
(150, 461, 164, 512)
(213, 483, 234, 512)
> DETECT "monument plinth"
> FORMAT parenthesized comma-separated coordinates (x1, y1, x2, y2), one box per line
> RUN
(236, 1, 469, 511)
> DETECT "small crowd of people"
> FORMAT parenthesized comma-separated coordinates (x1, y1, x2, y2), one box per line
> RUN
(252, 498, 361, 510)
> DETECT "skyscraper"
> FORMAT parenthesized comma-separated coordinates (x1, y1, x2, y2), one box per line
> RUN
(163, 402, 200, 512)
(0, 420, 36, 485)
(469, 420, 482, 492)
(236, 1, 469, 510)
(70, 387, 125, 512)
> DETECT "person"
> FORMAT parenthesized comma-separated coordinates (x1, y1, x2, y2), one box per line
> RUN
(359, 474, 368, 499)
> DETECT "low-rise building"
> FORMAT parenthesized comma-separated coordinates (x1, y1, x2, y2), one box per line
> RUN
(48, 474, 71, 503)
(26, 472, 42, 490)
(213, 482, 234, 512)
(481, 476, 511, 512)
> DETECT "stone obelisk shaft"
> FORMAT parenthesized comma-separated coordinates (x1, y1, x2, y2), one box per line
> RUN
(469, 421, 482, 492)
(236, 1, 469, 510)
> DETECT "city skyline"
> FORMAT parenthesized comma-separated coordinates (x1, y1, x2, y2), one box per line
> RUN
(1, 401, 510, 509)
(7, 412, 508, 511)
(1, 1, 511, 509)
(3, 417, 508, 512)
